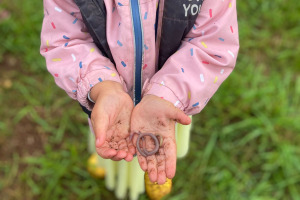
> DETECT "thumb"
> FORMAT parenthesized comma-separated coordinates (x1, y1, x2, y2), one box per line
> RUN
(172, 108, 191, 125)
(91, 113, 109, 148)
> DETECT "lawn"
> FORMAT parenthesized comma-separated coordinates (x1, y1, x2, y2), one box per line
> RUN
(0, 0, 300, 199)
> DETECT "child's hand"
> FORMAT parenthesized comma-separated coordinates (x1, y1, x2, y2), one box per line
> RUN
(130, 95, 191, 184)
(90, 81, 135, 161)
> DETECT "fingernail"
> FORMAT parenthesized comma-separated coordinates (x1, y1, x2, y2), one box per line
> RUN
(96, 138, 100, 147)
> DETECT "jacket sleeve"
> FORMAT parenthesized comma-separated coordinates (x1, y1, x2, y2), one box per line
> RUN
(143, 0, 240, 115)
(40, 0, 124, 110)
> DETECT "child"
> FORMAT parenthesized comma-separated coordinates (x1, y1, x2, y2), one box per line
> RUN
(40, 0, 239, 199)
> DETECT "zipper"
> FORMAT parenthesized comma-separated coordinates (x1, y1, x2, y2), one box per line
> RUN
(130, 0, 144, 106)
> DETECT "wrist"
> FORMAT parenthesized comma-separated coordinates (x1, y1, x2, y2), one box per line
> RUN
(90, 81, 124, 103)
(142, 94, 172, 105)
(139, 95, 175, 112)
(143, 82, 185, 111)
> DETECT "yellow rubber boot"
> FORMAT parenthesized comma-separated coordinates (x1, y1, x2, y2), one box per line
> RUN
(144, 172, 172, 200)
(87, 153, 106, 179)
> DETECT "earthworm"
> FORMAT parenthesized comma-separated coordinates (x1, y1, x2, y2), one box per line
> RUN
(130, 133, 162, 157)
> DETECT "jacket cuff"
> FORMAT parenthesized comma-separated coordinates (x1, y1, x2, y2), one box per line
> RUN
(76, 69, 123, 111)
(143, 81, 185, 111)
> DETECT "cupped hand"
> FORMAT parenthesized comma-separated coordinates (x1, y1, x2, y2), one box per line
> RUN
(90, 81, 135, 161)
(130, 95, 191, 184)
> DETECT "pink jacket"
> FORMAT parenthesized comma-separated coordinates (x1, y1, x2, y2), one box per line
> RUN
(40, 0, 239, 115)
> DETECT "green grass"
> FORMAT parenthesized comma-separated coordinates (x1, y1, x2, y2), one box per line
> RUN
(0, 0, 300, 199)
